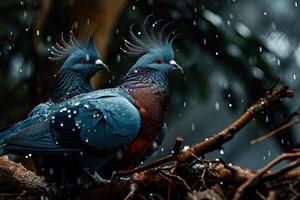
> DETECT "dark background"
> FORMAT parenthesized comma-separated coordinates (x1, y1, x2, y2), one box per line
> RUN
(0, 0, 299, 170)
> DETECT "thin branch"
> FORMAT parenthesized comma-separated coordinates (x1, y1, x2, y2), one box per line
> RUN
(0, 156, 53, 194)
(251, 117, 300, 144)
(263, 158, 300, 180)
(167, 137, 183, 200)
(160, 171, 192, 192)
(266, 190, 276, 200)
(233, 151, 300, 200)
(175, 85, 293, 163)
(115, 137, 183, 177)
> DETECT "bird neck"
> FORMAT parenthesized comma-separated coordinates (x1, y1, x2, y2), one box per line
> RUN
(48, 68, 93, 103)
(119, 68, 169, 95)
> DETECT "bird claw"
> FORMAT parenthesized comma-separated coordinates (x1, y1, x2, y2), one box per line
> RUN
(83, 168, 110, 184)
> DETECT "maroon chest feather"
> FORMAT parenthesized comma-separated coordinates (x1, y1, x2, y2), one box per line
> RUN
(121, 87, 168, 164)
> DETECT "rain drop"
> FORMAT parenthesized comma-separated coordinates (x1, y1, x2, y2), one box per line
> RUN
(215, 102, 220, 111)
(191, 123, 195, 131)
(46, 36, 52, 43)
(265, 115, 269, 123)
(183, 146, 190, 151)
(219, 149, 224, 155)
(194, 7, 198, 13)
(116, 54, 121, 63)
(277, 59, 281, 66)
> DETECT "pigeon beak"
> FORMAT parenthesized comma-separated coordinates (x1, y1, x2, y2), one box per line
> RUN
(169, 60, 184, 74)
(95, 59, 109, 72)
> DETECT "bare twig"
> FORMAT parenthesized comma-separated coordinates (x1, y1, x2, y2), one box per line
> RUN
(167, 137, 183, 200)
(160, 171, 192, 192)
(0, 155, 53, 195)
(233, 151, 300, 200)
(251, 118, 300, 144)
(176, 85, 293, 163)
(266, 190, 276, 200)
(115, 137, 183, 177)
(263, 158, 300, 181)
(123, 184, 137, 200)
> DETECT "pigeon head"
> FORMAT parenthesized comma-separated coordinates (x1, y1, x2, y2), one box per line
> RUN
(49, 30, 109, 79)
(122, 16, 182, 76)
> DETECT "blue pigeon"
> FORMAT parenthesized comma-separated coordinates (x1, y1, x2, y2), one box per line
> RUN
(48, 29, 109, 103)
(29, 29, 109, 181)
(0, 17, 182, 183)
(3, 29, 109, 143)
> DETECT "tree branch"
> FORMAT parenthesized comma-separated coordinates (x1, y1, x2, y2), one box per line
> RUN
(0, 156, 54, 196)
(116, 85, 293, 177)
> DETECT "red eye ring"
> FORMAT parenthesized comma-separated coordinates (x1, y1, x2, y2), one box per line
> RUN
(80, 59, 88, 64)
(155, 59, 163, 64)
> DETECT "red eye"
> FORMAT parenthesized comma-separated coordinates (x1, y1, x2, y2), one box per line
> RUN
(80, 59, 88, 64)
(156, 59, 163, 64)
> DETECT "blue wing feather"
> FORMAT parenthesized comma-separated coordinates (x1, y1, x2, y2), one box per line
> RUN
(0, 88, 141, 157)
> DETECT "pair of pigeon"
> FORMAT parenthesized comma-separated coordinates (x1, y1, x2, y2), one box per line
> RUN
(0, 17, 182, 183)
